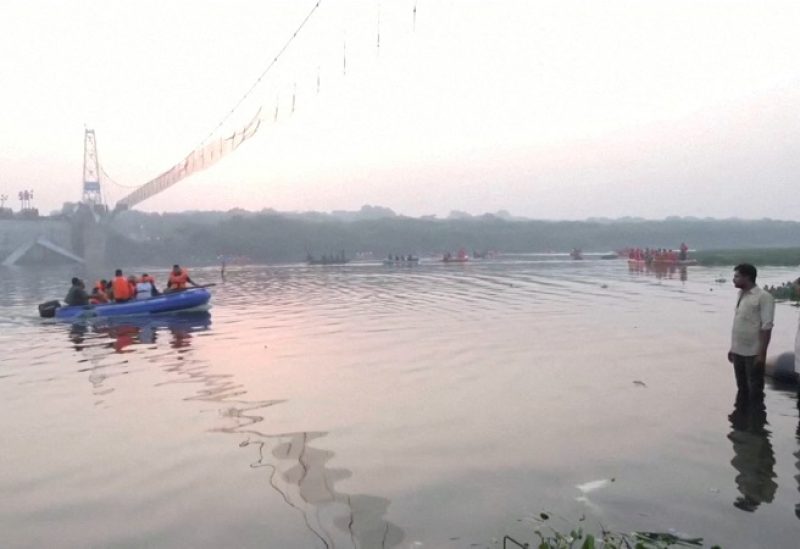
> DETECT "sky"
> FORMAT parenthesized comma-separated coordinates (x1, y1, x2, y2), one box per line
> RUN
(0, 0, 798, 220)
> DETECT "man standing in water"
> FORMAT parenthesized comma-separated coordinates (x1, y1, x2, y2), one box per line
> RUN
(728, 263, 775, 400)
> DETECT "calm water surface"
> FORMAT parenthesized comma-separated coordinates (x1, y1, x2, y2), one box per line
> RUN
(1, 258, 799, 548)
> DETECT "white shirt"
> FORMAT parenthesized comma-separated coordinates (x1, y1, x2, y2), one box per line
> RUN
(135, 282, 153, 300)
(730, 286, 775, 356)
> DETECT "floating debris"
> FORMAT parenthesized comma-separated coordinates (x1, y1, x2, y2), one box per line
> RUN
(576, 478, 615, 494)
(633, 530, 704, 546)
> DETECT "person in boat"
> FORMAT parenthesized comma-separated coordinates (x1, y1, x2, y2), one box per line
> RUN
(64, 277, 89, 306)
(101, 278, 114, 300)
(135, 273, 159, 299)
(94, 279, 108, 296)
(679, 242, 689, 261)
(728, 263, 775, 402)
(127, 275, 139, 299)
(112, 269, 134, 303)
(92, 279, 113, 302)
(166, 264, 198, 292)
(89, 286, 108, 304)
(134, 274, 155, 300)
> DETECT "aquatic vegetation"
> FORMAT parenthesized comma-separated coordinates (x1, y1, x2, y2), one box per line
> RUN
(506, 512, 721, 549)
(763, 281, 800, 302)
(504, 526, 720, 549)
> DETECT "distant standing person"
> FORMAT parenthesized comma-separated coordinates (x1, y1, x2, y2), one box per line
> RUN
(728, 263, 775, 400)
(166, 264, 198, 292)
(679, 242, 689, 261)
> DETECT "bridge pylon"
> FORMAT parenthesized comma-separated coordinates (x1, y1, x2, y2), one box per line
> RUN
(82, 128, 104, 207)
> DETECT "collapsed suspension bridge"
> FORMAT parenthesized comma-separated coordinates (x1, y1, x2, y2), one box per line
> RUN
(1, 0, 421, 266)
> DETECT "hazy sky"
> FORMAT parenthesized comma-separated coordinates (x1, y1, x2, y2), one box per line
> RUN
(1, 0, 798, 219)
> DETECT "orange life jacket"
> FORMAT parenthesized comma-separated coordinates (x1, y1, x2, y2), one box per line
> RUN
(112, 276, 132, 301)
(169, 269, 189, 289)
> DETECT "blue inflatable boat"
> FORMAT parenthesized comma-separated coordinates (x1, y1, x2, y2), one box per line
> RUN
(51, 288, 212, 321)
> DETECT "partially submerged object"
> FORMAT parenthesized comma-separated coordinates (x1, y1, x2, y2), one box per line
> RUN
(307, 252, 349, 265)
(383, 257, 419, 266)
(765, 352, 797, 384)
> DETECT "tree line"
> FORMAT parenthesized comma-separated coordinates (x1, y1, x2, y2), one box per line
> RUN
(105, 207, 800, 266)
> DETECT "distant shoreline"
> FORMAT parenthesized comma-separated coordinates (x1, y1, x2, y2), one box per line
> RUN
(693, 247, 800, 267)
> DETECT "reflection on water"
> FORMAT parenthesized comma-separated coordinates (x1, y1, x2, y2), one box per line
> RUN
(68, 313, 213, 351)
(728, 397, 777, 512)
(167, 340, 405, 548)
(237, 429, 404, 548)
(61, 311, 404, 548)
(796, 397, 800, 520)
(628, 262, 688, 282)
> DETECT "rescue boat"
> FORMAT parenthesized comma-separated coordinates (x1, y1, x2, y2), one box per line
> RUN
(40, 288, 212, 320)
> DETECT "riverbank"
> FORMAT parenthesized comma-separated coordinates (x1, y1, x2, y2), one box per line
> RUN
(693, 247, 800, 267)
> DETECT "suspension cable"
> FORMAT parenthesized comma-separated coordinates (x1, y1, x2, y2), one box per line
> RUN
(194, 0, 323, 150)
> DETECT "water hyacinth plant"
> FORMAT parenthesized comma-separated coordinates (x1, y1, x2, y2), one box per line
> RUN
(503, 513, 722, 549)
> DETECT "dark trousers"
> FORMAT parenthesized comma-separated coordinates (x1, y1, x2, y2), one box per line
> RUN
(732, 353, 764, 400)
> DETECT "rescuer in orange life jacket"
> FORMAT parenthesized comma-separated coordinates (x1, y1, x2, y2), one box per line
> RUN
(166, 264, 199, 292)
(112, 269, 133, 302)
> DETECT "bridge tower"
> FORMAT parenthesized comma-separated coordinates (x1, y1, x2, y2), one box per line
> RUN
(82, 128, 104, 206)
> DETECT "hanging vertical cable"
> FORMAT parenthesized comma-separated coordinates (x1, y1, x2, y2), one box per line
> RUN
(413, 1, 418, 31)
(376, 0, 381, 55)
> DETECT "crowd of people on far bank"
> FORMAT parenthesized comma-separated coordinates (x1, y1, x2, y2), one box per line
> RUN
(64, 264, 198, 307)
(626, 242, 690, 262)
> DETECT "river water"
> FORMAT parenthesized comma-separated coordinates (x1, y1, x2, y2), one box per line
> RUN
(1, 258, 799, 548)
